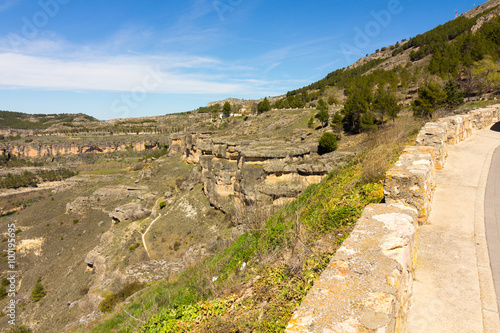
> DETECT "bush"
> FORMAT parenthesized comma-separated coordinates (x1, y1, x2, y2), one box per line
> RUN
(30, 277, 46, 302)
(99, 282, 144, 313)
(307, 116, 314, 129)
(318, 133, 338, 155)
(159, 201, 166, 209)
(72, 219, 79, 224)
(8, 326, 32, 333)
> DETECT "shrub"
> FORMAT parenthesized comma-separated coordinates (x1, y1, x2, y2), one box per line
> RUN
(72, 219, 79, 224)
(99, 282, 144, 313)
(318, 133, 338, 155)
(159, 201, 166, 209)
(8, 325, 32, 333)
(307, 116, 314, 129)
(30, 277, 46, 302)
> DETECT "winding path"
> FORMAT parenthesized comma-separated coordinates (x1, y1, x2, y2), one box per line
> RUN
(140, 198, 166, 259)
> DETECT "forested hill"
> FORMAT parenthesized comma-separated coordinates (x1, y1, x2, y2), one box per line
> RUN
(245, 0, 500, 134)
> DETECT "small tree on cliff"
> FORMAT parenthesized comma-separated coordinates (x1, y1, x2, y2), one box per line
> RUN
(30, 277, 46, 302)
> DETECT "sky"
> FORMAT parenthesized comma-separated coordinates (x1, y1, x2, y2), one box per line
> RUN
(0, 0, 486, 120)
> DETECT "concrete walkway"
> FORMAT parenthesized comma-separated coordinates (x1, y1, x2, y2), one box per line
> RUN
(407, 128, 500, 332)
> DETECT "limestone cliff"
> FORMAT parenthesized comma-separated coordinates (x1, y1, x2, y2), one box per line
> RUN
(0, 140, 161, 158)
(169, 133, 354, 221)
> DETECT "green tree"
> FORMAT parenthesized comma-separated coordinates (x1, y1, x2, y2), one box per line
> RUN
(315, 99, 329, 127)
(327, 96, 338, 105)
(318, 132, 338, 155)
(342, 86, 373, 133)
(412, 81, 446, 119)
(257, 98, 271, 113)
(223, 101, 231, 115)
(472, 56, 500, 94)
(444, 79, 465, 108)
(373, 87, 401, 123)
(330, 112, 343, 138)
(360, 112, 378, 132)
(315, 110, 329, 127)
(30, 277, 46, 302)
(307, 116, 314, 129)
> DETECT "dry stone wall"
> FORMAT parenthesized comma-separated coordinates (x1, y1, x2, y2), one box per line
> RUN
(286, 105, 500, 332)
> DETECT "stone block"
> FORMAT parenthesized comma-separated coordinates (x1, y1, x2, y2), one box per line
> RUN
(384, 146, 435, 223)
(286, 204, 418, 333)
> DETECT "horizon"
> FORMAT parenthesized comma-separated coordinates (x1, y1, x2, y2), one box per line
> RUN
(0, 0, 486, 120)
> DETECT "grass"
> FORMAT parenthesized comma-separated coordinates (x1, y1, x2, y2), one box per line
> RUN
(81, 156, 385, 333)
(81, 168, 127, 175)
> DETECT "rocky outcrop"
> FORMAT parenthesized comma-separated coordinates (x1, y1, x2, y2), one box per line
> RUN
(169, 133, 354, 218)
(109, 203, 151, 223)
(0, 140, 161, 159)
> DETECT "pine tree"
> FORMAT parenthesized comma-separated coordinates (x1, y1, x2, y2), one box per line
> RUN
(412, 81, 446, 119)
(223, 101, 231, 115)
(30, 277, 46, 302)
(444, 79, 465, 108)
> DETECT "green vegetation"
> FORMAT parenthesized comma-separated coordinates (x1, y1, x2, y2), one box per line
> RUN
(87, 157, 387, 332)
(0, 168, 76, 189)
(98, 282, 145, 313)
(412, 81, 447, 119)
(315, 99, 330, 127)
(257, 98, 271, 113)
(318, 132, 338, 155)
(197, 103, 222, 114)
(159, 201, 167, 209)
(444, 79, 465, 108)
(0, 111, 96, 130)
(7, 326, 33, 333)
(0, 153, 43, 168)
(223, 101, 232, 115)
(30, 277, 46, 302)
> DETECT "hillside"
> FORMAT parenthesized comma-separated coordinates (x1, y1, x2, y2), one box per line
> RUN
(1, 1, 500, 333)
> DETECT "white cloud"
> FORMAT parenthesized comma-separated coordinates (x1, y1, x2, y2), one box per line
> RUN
(0, 53, 248, 94)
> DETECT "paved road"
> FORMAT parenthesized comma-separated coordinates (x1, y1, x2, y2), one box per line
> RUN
(407, 128, 500, 332)
(486, 146, 500, 318)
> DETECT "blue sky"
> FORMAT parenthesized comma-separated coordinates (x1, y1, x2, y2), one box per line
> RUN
(0, 0, 485, 120)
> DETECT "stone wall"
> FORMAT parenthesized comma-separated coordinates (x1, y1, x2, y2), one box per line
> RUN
(286, 105, 500, 332)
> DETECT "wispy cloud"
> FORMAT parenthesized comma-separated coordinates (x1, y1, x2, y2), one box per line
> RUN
(0, 0, 20, 13)
(0, 52, 252, 94)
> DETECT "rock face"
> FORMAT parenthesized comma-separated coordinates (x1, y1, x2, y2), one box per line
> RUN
(0, 140, 161, 158)
(169, 133, 354, 219)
